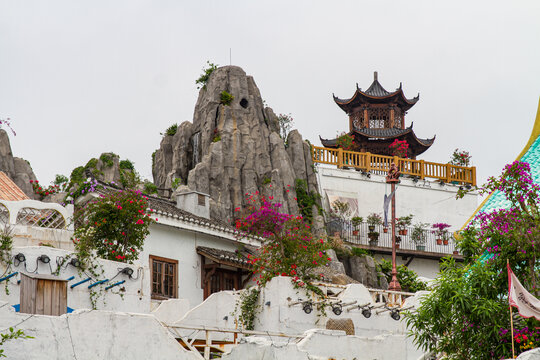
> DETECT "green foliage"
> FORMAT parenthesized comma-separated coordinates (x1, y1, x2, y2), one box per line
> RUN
(171, 177, 182, 190)
(85, 158, 98, 170)
(410, 223, 429, 245)
(277, 113, 294, 141)
(99, 153, 116, 168)
(336, 132, 354, 150)
(162, 124, 178, 137)
(119, 166, 140, 189)
(143, 181, 158, 195)
(350, 247, 371, 257)
(119, 159, 135, 171)
(407, 161, 540, 359)
(234, 287, 260, 330)
(0, 327, 33, 358)
(212, 128, 221, 142)
(69, 166, 86, 186)
(262, 177, 271, 185)
(351, 216, 363, 228)
(294, 179, 321, 224)
(53, 174, 69, 191)
(366, 213, 382, 226)
(0, 226, 13, 295)
(220, 91, 234, 106)
(377, 259, 427, 293)
(73, 189, 155, 263)
(396, 214, 413, 230)
(195, 61, 218, 89)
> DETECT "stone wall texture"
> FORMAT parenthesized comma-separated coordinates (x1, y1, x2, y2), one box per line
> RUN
(153, 66, 319, 222)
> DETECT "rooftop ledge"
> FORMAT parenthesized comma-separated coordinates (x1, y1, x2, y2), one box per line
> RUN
(312, 146, 476, 186)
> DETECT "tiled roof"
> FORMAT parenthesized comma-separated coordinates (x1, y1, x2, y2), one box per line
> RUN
(0, 172, 29, 201)
(364, 79, 391, 97)
(196, 246, 253, 270)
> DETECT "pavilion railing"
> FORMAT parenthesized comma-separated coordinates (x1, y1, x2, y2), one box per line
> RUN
(311, 146, 476, 186)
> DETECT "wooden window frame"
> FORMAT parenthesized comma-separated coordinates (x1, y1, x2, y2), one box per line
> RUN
(150, 255, 178, 300)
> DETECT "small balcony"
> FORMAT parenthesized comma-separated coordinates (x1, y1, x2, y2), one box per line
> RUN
(311, 146, 476, 186)
(327, 219, 462, 261)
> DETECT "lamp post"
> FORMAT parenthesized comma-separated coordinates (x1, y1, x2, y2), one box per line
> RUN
(386, 162, 401, 292)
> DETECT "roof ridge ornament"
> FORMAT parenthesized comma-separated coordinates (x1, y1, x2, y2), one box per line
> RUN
(374, 71, 378, 81)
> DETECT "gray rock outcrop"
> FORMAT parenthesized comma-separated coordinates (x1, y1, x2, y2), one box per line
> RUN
(153, 66, 320, 222)
(0, 129, 37, 198)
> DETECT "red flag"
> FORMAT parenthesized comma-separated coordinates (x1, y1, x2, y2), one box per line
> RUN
(507, 263, 540, 320)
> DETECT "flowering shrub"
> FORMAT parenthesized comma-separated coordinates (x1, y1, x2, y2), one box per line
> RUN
(73, 189, 155, 263)
(389, 139, 409, 158)
(450, 148, 471, 167)
(432, 222, 451, 237)
(366, 213, 382, 226)
(0, 117, 16, 136)
(30, 180, 60, 200)
(406, 160, 540, 359)
(235, 193, 330, 291)
(336, 132, 354, 150)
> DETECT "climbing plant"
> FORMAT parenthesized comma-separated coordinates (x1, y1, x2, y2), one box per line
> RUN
(195, 61, 218, 89)
(0, 328, 33, 358)
(294, 179, 321, 224)
(220, 91, 234, 106)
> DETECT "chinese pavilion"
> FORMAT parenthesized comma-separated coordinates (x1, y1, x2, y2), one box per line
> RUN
(320, 72, 435, 159)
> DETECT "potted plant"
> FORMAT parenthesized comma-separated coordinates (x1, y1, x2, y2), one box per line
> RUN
(433, 223, 451, 245)
(366, 213, 382, 232)
(396, 214, 413, 235)
(351, 216, 363, 236)
(383, 226, 388, 233)
(368, 231, 379, 246)
(411, 223, 428, 251)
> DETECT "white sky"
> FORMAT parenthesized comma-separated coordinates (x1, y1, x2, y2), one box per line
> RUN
(1, 0, 539, 188)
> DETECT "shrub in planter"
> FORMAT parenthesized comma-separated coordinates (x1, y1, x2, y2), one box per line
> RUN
(368, 231, 379, 245)
(396, 214, 413, 235)
(433, 223, 451, 245)
(367, 213, 382, 232)
(411, 223, 429, 251)
(351, 216, 363, 235)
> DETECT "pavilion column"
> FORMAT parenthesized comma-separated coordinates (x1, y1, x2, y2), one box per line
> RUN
(389, 106, 395, 128)
(363, 107, 369, 128)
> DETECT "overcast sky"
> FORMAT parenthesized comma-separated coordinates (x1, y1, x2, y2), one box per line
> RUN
(1, 1, 539, 190)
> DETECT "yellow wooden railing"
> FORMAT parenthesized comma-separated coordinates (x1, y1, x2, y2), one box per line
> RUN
(311, 146, 476, 186)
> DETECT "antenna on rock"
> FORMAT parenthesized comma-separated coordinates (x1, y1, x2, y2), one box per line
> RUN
(229, 48, 232, 65)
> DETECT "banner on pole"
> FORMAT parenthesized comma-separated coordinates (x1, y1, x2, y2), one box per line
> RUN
(507, 264, 540, 321)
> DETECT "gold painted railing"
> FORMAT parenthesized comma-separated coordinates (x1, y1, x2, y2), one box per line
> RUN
(311, 146, 476, 186)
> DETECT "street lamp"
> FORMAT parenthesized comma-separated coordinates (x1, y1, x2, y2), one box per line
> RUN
(386, 162, 402, 292)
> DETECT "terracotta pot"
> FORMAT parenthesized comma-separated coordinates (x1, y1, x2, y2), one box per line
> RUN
(443, 239, 449, 245)
(395, 243, 400, 249)
(383, 228, 388, 233)
(453, 250, 459, 255)
(402, 229, 408, 236)
(436, 239, 443, 245)
(352, 230, 359, 236)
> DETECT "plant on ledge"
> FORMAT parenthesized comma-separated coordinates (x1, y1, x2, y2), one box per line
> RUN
(389, 139, 409, 158)
(396, 214, 413, 235)
(195, 61, 218, 90)
(366, 213, 382, 232)
(432, 222, 451, 245)
(30, 180, 60, 200)
(212, 128, 221, 142)
(411, 223, 428, 251)
(351, 216, 363, 236)
(220, 91, 234, 106)
(449, 148, 471, 167)
(336, 132, 354, 151)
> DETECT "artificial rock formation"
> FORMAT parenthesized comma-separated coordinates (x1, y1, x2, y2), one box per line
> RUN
(153, 66, 320, 221)
(0, 129, 37, 198)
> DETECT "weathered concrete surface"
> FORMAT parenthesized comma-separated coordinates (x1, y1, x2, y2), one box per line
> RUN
(153, 66, 320, 222)
(0, 129, 37, 198)
(221, 329, 424, 360)
(0, 304, 199, 360)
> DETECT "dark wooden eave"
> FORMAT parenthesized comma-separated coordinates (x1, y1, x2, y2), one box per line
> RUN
(333, 78, 419, 113)
(196, 246, 252, 271)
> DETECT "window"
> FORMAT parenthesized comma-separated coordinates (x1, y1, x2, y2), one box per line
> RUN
(197, 194, 205, 206)
(150, 255, 178, 299)
(203, 267, 241, 299)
